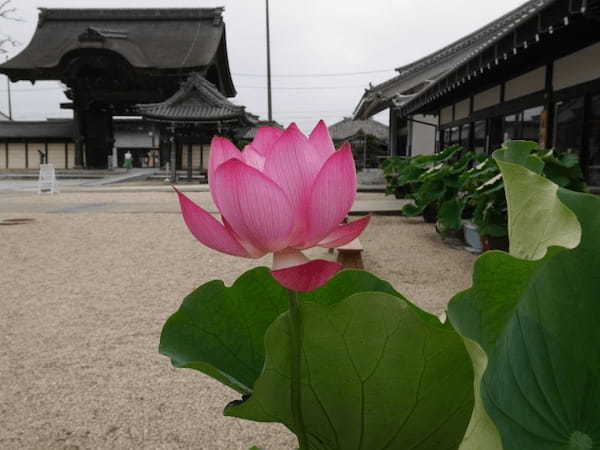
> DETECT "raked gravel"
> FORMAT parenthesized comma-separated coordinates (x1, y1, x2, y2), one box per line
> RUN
(0, 191, 475, 449)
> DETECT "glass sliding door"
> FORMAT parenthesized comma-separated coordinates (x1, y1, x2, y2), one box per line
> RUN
(585, 95, 600, 186)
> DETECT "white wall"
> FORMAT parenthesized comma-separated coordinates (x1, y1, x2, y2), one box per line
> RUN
(47, 143, 66, 169)
(0, 145, 5, 168)
(9, 143, 26, 168)
(473, 85, 501, 111)
(554, 42, 600, 91)
(454, 99, 471, 120)
(114, 129, 155, 149)
(505, 66, 546, 101)
(440, 106, 453, 125)
(410, 114, 438, 156)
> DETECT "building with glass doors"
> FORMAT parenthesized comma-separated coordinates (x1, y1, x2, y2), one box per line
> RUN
(355, 0, 600, 186)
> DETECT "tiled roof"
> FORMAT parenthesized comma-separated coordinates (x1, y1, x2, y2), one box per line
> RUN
(354, 0, 558, 119)
(137, 74, 248, 122)
(0, 120, 74, 139)
(0, 8, 228, 77)
(237, 120, 284, 140)
(328, 118, 388, 142)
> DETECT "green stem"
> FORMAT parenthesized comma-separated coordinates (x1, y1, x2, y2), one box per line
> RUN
(288, 289, 308, 450)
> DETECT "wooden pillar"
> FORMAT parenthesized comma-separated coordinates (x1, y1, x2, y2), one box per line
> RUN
(187, 143, 193, 181)
(169, 127, 177, 184)
(44, 142, 48, 164)
(65, 142, 69, 169)
(4, 142, 8, 168)
(389, 109, 398, 156)
(541, 62, 555, 149)
(25, 141, 29, 168)
(200, 144, 204, 174)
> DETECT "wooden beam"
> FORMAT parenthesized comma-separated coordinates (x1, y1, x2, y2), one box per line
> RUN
(187, 143, 193, 181)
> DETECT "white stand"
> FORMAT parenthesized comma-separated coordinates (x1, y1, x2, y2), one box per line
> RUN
(38, 164, 59, 194)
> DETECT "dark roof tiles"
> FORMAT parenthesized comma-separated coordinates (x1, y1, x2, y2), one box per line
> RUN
(137, 74, 247, 122)
(328, 118, 389, 142)
(0, 120, 74, 139)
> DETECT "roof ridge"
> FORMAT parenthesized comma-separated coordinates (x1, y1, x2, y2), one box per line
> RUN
(38, 8, 224, 23)
(394, 0, 547, 77)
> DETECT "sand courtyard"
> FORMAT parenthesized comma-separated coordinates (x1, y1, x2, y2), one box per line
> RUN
(0, 189, 476, 449)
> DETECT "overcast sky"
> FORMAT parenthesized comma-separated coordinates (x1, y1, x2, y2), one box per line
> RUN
(1, 0, 526, 132)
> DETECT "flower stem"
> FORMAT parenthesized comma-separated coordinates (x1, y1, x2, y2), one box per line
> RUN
(287, 289, 308, 450)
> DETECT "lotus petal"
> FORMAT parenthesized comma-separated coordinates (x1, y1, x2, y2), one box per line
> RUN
(271, 259, 342, 292)
(318, 216, 371, 248)
(214, 159, 294, 253)
(303, 143, 357, 246)
(250, 126, 284, 155)
(309, 119, 336, 156)
(209, 137, 241, 207)
(242, 145, 266, 171)
(175, 189, 249, 257)
(264, 124, 328, 241)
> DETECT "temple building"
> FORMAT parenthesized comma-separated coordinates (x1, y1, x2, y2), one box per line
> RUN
(354, 0, 600, 185)
(0, 7, 243, 169)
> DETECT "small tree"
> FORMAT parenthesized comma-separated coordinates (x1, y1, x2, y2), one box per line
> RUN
(0, 0, 20, 55)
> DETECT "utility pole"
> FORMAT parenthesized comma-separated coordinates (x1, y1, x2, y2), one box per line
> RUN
(265, 0, 273, 123)
(5, 57, 12, 120)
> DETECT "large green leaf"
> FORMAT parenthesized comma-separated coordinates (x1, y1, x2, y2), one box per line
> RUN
(494, 144, 580, 260)
(448, 251, 557, 450)
(226, 292, 474, 450)
(450, 148, 600, 449)
(481, 189, 600, 450)
(159, 269, 405, 395)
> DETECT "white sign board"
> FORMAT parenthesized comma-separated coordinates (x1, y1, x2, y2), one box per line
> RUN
(38, 164, 59, 194)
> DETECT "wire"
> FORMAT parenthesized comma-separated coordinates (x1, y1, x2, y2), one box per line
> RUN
(238, 85, 366, 90)
(9, 84, 366, 92)
(233, 68, 396, 78)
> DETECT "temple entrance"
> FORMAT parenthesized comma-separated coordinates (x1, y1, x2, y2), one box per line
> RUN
(0, 8, 238, 169)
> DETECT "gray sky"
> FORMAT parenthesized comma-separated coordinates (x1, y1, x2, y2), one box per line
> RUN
(1, 0, 525, 132)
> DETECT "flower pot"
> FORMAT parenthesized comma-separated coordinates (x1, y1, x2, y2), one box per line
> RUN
(394, 185, 409, 199)
(423, 204, 438, 224)
(463, 221, 483, 253)
(481, 234, 509, 252)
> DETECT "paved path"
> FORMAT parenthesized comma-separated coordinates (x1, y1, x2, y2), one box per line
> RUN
(79, 168, 159, 186)
(0, 190, 407, 216)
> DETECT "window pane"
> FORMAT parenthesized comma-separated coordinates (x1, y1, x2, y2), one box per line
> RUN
(473, 121, 486, 152)
(586, 95, 600, 186)
(450, 126, 460, 145)
(461, 123, 471, 148)
(555, 97, 585, 154)
(522, 106, 543, 141)
(503, 114, 521, 141)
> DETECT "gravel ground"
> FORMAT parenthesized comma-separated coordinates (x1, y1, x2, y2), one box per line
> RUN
(0, 191, 476, 449)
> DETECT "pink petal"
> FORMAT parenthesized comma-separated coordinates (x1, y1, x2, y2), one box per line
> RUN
(213, 159, 295, 253)
(318, 216, 371, 248)
(250, 126, 284, 155)
(303, 143, 357, 247)
(271, 259, 342, 292)
(309, 120, 336, 156)
(242, 145, 266, 171)
(222, 215, 266, 258)
(263, 124, 328, 242)
(209, 137, 241, 207)
(175, 189, 250, 258)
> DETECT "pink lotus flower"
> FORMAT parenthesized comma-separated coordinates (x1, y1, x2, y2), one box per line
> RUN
(175, 121, 370, 291)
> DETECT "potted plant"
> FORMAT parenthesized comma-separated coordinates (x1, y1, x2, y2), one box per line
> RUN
(403, 146, 482, 226)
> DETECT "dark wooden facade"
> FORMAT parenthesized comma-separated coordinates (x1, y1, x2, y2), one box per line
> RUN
(0, 8, 237, 169)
